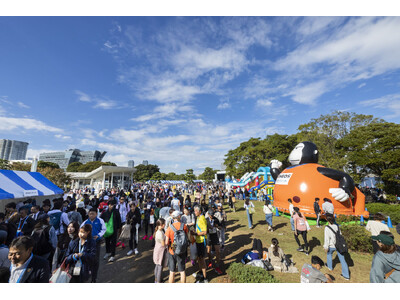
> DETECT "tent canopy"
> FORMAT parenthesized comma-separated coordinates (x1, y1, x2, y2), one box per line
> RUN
(0, 169, 63, 200)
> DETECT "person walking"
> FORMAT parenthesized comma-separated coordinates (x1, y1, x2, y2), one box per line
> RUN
(80, 208, 106, 282)
(244, 198, 255, 229)
(323, 215, 350, 280)
(288, 199, 295, 231)
(126, 203, 141, 256)
(100, 199, 121, 263)
(191, 205, 208, 283)
(65, 224, 96, 283)
(314, 198, 321, 228)
(165, 211, 188, 283)
(263, 199, 274, 232)
(293, 207, 309, 255)
(153, 218, 167, 283)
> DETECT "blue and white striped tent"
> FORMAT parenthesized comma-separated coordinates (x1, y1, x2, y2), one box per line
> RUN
(0, 169, 63, 200)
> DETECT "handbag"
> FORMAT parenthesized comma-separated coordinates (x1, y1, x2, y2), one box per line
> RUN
(50, 258, 71, 283)
(249, 207, 255, 215)
(119, 224, 132, 241)
(103, 212, 114, 238)
(232, 196, 236, 203)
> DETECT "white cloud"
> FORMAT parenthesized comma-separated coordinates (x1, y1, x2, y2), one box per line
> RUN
(17, 102, 30, 109)
(217, 99, 231, 110)
(358, 83, 366, 88)
(0, 117, 62, 133)
(93, 100, 119, 110)
(55, 134, 71, 140)
(359, 93, 400, 119)
(132, 103, 195, 122)
(256, 99, 273, 107)
(274, 17, 400, 105)
(75, 90, 92, 102)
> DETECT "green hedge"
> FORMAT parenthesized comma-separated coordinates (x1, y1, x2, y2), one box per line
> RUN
(340, 224, 373, 254)
(365, 203, 400, 224)
(227, 262, 279, 283)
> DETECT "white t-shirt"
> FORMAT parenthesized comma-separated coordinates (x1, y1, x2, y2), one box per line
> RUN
(155, 229, 165, 244)
(289, 204, 294, 216)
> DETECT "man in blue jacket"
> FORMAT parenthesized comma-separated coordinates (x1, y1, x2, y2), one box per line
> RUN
(81, 208, 106, 283)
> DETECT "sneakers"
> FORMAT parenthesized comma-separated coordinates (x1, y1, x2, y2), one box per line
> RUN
(127, 250, 134, 256)
(215, 267, 223, 275)
(192, 272, 198, 278)
(116, 242, 122, 247)
(305, 251, 309, 256)
(142, 235, 148, 240)
(134, 248, 139, 255)
(121, 243, 126, 249)
(296, 247, 304, 252)
(103, 253, 111, 260)
(149, 236, 153, 241)
(341, 274, 350, 281)
(108, 256, 115, 262)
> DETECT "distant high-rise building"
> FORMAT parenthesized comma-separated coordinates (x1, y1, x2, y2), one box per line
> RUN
(128, 160, 135, 168)
(142, 160, 148, 166)
(39, 149, 107, 170)
(0, 139, 29, 161)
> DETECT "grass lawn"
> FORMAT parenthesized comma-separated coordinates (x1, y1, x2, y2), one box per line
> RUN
(220, 199, 400, 283)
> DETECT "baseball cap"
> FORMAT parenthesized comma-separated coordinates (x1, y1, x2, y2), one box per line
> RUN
(172, 211, 182, 218)
(103, 196, 109, 201)
(77, 202, 85, 208)
(372, 234, 395, 246)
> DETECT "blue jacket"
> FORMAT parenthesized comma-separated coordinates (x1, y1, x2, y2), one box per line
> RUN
(81, 217, 106, 241)
(65, 238, 96, 282)
(370, 250, 400, 283)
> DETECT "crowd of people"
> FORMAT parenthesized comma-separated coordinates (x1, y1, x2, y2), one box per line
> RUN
(0, 182, 399, 283)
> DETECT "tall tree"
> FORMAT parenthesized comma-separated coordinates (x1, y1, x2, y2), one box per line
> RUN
(66, 162, 83, 172)
(77, 161, 116, 172)
(338, 122, 400, 201)
(185, 169, 196, 183)
(0, 159, 10, 170)
(37, 161, 60, 169)
(9, 162, 31, 171)
(297, 111, 384, 170)
(133, 164, 160, 182)
(198, 167, 217, 183)
(38, 167, 71, 189)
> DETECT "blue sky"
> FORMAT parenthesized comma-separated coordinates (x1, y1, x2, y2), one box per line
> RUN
(1, 16, 400, 174)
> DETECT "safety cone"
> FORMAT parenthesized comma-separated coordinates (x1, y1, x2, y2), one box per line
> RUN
(387, 216, 393, 228)
(275, 208, 280, 217)
(360, 215, 364, 226)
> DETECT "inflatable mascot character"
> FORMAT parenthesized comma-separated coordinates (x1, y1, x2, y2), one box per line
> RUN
(270, 141, 368, 218)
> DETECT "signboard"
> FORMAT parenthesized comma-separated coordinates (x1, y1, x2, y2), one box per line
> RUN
(275, 173, 293, 185)
(23, 190, 39, 197)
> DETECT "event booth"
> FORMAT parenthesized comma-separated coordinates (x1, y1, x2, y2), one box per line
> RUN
(0, 169, 63, 212)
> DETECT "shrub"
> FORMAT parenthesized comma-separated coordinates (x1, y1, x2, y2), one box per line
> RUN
(336, 215, 358, 224)
(366, 203, 400, 224)
(340, 224, 373, 254)
(227, 262, 279, 283)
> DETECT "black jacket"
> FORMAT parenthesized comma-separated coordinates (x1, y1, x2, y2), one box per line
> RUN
(314, 202, 321, 214)
(0, 221, 17, 246)
(18, 216, 36, 236)
(126, 208, 141, 226)
(65, 238, 96, 282)
(100, 208, 122, 231)
(19, 255, 50, 283)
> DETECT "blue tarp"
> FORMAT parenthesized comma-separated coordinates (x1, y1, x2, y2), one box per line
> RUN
(0, 169, 63, 200)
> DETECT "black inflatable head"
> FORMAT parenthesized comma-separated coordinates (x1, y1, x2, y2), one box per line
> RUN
(288, 141, 319, 165)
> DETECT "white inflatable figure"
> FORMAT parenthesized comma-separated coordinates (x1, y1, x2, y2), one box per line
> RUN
(269, 142, 352, 203)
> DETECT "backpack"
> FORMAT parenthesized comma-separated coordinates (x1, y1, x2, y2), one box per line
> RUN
(49, 212, 63, 231)
(327, 225, 348, 254)
(31, 226, 53, 256)
(171, 222, 188, 255)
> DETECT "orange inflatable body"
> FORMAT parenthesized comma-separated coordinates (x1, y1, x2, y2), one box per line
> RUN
(273, 163, 368, 218)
